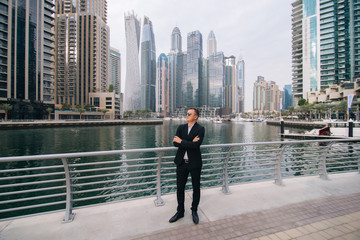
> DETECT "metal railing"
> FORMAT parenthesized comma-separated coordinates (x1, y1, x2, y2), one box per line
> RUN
(1, 138, 360, 222)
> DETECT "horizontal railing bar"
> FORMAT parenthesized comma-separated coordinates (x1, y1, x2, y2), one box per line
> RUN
(0, 193, 66, 204)
(73, 181, 157, 195)
(0, 201, 66, 213)
(0, 186, 66, 197)
(72, 188, 157, 202)
(230, 173, 275, 180)
(0, 165, 64, 173)
(69, 163, 158, 173)
(2, 138, 359, 162)
(327, 160, 358, 165)
(327, 166, 358, 170)
(71, 169, 156, 180)
(0, 172, 64, 181)
(72, 176, 156, 187)
(0, 179, 65, 188)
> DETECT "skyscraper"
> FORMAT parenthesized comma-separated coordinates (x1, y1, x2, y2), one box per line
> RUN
(168, 27, 184, 113)
(109, 47, 121, 95)
(291, 0, 360, 105)
(184, 31, 203, 107)
(207, 30, 217, 57)
(0, 0, 56, 119)
(140, 16, 156, 111)
(225, 56, 236, 112)
(157, 53, 169, 115)
(253, 76, 281, 112)
(124, 12, 141, 111)
(55, 0, 109, 107)
(236, 57, 245, 113)
(208, 52, 224, 108)
(171, 27, 182, 53)
(283, 84, 293, 110)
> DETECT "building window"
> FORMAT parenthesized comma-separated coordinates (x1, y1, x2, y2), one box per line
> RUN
(94, 97, 100, 107)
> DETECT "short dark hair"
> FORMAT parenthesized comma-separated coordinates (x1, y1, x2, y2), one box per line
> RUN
(188, 108, 200, 116)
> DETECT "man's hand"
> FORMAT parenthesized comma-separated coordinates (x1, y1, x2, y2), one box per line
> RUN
(193, 136, 200, 142)
(173, 136, 182, 144)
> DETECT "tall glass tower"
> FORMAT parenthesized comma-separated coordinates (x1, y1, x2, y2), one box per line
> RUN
(157, 53, 168, 114)
(140, 16, 156, 111)
(0, 0, 56, 119)
(184, 30, 203, 107)
(207, 30, 217, 57)
(109, 47, 121, 95)
(291, 0, 360, 105)
(208, 52, 224, 108)
(124, 12, 141, 111)
(225, 56, 236, 112)
(168, 27, 184, 113)
(236, 57, 245, 113)
(55, 0, 110, 107)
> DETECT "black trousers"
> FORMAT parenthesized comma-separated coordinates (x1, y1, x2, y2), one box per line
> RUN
(176, 161, 201, 212)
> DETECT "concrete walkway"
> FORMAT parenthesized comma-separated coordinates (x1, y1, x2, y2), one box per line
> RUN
(1, 172, 359, 240)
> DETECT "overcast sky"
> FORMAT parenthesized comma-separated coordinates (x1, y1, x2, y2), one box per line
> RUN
(107, 0, 293, 112)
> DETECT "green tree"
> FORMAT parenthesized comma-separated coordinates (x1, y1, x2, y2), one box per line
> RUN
(123, 110, 133, 119)
(76, 105, 85, 120)
(46, 107, 53, 121)
(0, 103, 12, 121)
(108, 84, 114, 92)
(61, 104, 72, 110)
(298, 98, 308, 106)
(101, 109, 108, 119)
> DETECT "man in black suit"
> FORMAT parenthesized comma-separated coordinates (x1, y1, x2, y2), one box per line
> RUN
(169, 108, 205, 224)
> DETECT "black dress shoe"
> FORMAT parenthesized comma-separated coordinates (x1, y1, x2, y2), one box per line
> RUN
(192, 210, 199, 224)
(169, 211, 184, 223)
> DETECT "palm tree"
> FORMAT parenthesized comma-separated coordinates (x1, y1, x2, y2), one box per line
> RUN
(123, 110, 133, 119)
(1, 103, 12, 121)
(101, 109, 108, 120)
(46, 107, 53, 121)
(76, 105, 85, 120)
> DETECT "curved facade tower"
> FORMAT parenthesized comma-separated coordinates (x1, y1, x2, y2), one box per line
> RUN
(124, 12, 141, 111)
(140, 16, 156, 111)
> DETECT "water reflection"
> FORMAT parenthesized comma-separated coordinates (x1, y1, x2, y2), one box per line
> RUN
(0, 121, 284, 158)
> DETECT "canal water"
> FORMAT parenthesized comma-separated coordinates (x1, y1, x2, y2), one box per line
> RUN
(0, 120, 286, 157)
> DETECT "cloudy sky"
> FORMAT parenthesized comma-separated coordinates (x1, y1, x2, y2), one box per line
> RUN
(107, 0, 293, 112)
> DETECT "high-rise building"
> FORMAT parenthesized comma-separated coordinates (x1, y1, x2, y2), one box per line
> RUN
(291, 0, 360, 105)
(253, 76, 281, 112)
(283, 84, 293, 110)
(168, 27, 184, 113)
(140, 16, 156, 111)
(236, 57, 245, 113)
(184, 30, 203, 107)
(157, 53, 169, 115)
(225, 56, 236, 112)
(109, 47, 121, 95)
(207, 30, 217, 57)
(0, 0, 56, 120)
(171, 27, 182, 53)
(124, 12, 141, 111)
(208, 52, 224, 108)
(55, 0, 109, 107)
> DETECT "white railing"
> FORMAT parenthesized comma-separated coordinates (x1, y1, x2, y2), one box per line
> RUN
(1, 138, 359, 222)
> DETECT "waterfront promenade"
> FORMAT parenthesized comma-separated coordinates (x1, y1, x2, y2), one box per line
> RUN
(1, 172, 359, 240)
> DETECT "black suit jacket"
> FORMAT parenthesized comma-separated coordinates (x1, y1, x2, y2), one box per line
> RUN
(173, 122, 205, 169)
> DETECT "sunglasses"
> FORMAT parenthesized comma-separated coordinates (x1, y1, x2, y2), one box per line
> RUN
(186, 112, 193, 116)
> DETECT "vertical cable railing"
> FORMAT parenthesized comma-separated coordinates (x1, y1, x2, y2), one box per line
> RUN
(0, 138, 359, 222)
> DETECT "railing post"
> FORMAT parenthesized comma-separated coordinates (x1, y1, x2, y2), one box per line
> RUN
(319, 143, 333, 180)
(154, 151, 164, 206)
(61, 158, 75, 222)
(222, 147, 233, 194)
(274, 145, 286, 186)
